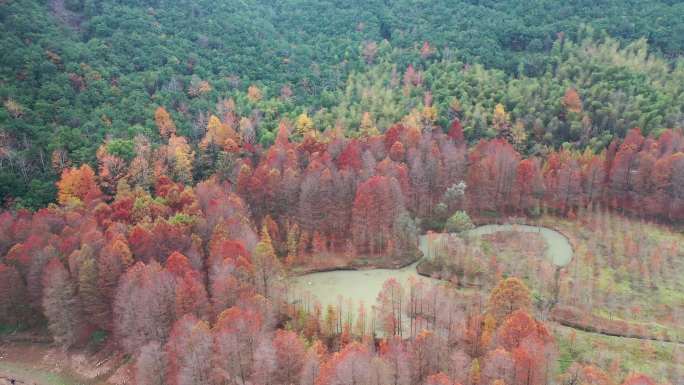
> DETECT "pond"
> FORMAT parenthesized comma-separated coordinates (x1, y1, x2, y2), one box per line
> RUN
(290, 224, 573, 311)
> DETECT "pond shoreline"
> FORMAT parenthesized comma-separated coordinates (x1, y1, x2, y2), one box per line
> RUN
(290, 221, 575, 314)
(473, 217, 577, 262)
(288, 250, 423, 277)
(288, 218, 576, 279)
(414, 258, 482, 287)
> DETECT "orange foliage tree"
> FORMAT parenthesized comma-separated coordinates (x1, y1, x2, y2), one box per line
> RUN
(56, 164, 102, 205)
(155, 106, 176, 139)
(563, 88, 582, 113)
(487, 277, 532, 323)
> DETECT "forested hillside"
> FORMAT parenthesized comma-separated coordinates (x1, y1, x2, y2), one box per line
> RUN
(2, 0, 684, 207)
(2, 1, 684, 384)
(2, 122, 683, 384)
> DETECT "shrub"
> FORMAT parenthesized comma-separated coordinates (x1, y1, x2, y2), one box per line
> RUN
(445, 211, 474, 233)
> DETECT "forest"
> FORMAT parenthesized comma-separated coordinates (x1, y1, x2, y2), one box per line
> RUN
(2, 0, 684, 208)
(1, 0, 684, 384)
(1, 113, 683, 383)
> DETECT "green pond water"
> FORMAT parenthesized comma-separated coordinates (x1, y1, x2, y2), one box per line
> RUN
(290, 224, 573, 311)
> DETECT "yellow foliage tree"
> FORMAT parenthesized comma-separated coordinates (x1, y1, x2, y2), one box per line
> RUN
(359, 112, 379, 137)
(493, 103, 510, 129)
(480, 313, 497, 349)
(295, 113, 314, 137)
(3, 98, 24, 118)
(422, 105, 438, 125)
(167, 135, 194, 184)
(469, 358, 481, 385)
(402, 109, 423, 133)
(252, 224, 282, 299)
(204, 115, 239, 151)
(511, 120, 528, 151)
(449, 98, 462, 115)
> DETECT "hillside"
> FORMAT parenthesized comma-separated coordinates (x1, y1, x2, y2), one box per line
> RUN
(1, 2, 684, 384)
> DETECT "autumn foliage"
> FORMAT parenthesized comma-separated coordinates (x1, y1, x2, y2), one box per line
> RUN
(0, 104, 674, 385)
(56, 164, 102, 205)
(155, 106, 177, 139)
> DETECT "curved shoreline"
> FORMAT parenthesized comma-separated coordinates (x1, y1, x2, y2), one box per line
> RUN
(290, 224, 573, 311)
(290, 223, 684, 345)
(288, 251, 423, 277)
(290, 221, 574, 278)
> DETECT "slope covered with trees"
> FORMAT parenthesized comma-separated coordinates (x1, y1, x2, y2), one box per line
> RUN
(1, 103, 682, 382)
(1, 1, 684, 384)
(2, 0, 684, 207)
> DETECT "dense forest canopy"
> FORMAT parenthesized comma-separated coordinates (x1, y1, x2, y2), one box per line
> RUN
(1, 1, 684, 384)
(2, 0, 684, 207)
(1, 120, 683, 383)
